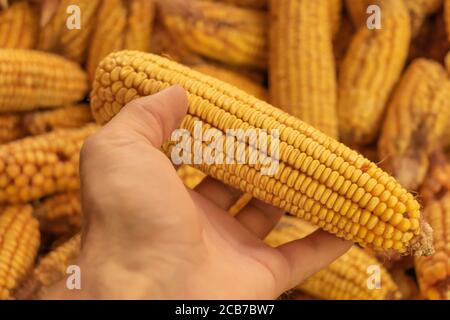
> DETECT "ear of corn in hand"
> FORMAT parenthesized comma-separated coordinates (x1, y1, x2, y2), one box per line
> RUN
(0, 205, 40, 300)
(265, 216, 402, 300)
(90, 50, 432, 255)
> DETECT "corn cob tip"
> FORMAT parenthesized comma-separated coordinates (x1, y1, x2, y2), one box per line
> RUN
(409, 220, 434, 257)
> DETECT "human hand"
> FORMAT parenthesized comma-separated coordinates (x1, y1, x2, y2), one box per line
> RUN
(44, 85, 351, 299)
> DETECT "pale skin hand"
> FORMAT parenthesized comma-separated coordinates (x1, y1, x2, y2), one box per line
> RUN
(44, 86, 352, 300)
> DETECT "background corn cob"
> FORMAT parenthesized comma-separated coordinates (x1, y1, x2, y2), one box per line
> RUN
(38, 0, 101, 63)
(404, 0, 443, 37)
(333, 12, 355, 74)
(378, 59, 450, 191)
(345, 0, 370, 27)
(150, 21, 206, 66)
(192, 64, 268, 101)
(328, 0, 342, 37)
(124, 0, 155, 52)
(23, 104, 93, 135)
(0, 204, 40, 300)
(415, 158, 450, 299)
(177, 165, 206, 189)
(0, 113, 26, 143)
(0, 124, 98, 205)
(206, 0, 267, 9)
(265, 216, 402, 300)
(446, 51, 450, 74)
(33, 192, 82, 237)
(159, 0, 268, 70)
(0, 49, 88, 113)
(338, 0, 410, 145)
(87, 0, 127, 82)
(0, 1, 38, 49)
(14, 233, 80, 300)
(90, 50, 432, 255)
(269, 0, 338, 139)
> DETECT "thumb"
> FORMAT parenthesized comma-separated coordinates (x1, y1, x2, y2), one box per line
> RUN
(103, 85, 188, 148)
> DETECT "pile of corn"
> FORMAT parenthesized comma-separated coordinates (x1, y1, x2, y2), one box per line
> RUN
(0, 0, 450, 300)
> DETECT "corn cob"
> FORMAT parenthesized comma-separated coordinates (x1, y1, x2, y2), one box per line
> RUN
(150, 21, 206, 66)
(23, 104, 93, 135)
(405, 0, 443, 37)
(265, 216, 402, 299)
(87, 0, 127, 82)
(328, 0, 342, 37)
(269, 0, 338, 139)
(338, 0, 411, 145)
(90, 50, 433, 254)
(345, 0, 370, 27)
(390, 268, 421, 300)
(38, 0, 101, 63)
(177, 164, 206, 189)
(14, 233, 80, 300)
(124, 0, 155, 52)
(0, 49, 88, 113)
(333, 13, 355, 74)
(0, 113, 26, 143)
(415, 158, 450, 299)
(426, 12, 450, 64)
(160, 0, 268, 70)
(33, 192, 82, 236)
(0, 124, 98, 205)
(0, 205, 40, 300)
(192, 64, 268, 101)
(378, 59, 450, 191)
(207, 0, 267, 9)
(0, 1, 38, 49)
(445, 0, 450, 42)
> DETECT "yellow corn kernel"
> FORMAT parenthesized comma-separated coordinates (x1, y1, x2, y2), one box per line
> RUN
(193, 64, 267, 101)
(0, 113, 26, 143)
(160, 0, 268, 69)
(338, 0, 410, 145)
(0, 205, 40, 300)
(38, 0, 101, 63)
(177, 165, 206, 189)
(33, 191, 82, 236)
(14, 233, 80, 299)
(415, 159, 450, 300)
(124, 0, 155, 52)
(378, 59, 450, 191)
(266, 216, 402, 300)
(23, 104, 93, 135)
(269, 0, 338, 138)
(207, 0, 267, 9)
(0, 49, 88, 113)
(90, 50, 432, 255)
(0, 1, 38, 49)
(0, 124, 98, 205)
(87, 0, 127, 82)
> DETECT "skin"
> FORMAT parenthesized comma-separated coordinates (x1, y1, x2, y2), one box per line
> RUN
(44, 86, 351, 299)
